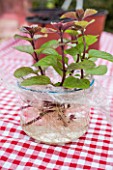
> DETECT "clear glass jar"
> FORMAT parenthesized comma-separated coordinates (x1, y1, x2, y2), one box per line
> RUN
(18, 83, 94, 145)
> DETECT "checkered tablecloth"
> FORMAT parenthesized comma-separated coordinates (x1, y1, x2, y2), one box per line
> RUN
(0, 32, 113, 170)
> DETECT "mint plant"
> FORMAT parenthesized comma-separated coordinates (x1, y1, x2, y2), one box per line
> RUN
(14, 9, 113, 89)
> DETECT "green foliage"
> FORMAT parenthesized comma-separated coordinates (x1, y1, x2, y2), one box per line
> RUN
(53, 62, 63, 76)
(35, 48, 59, 56)
(35, 41, 59, 56)
(34, 54, 64, 76)
(85, 65, 107, 75)
(65, 43, 84, 57)
(34, 55, 57, 67)
(66, 35, 98, 57)
(63, 77, 90, 89)
(41, 48, 59, 55)
(14, 34, 33, 42)
(14, 45, 34, 55)
(83, 9, 97, 18)
(13, 9, 113, 90)
(20, 76, 51, 86)
(65, 29, 78, 36)
(89, 49, 113, 62)
(78, 35, 98, 46)
(67, 60, 96, 71)
(74, 20, 95, 28)
(14, 67, 35, 78)
(40, 40, 58, 48)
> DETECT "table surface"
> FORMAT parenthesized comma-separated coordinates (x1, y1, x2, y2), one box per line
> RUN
(0, 32, 113, 170)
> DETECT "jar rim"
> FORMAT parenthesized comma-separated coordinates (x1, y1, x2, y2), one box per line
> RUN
(17, 79, 95, 94)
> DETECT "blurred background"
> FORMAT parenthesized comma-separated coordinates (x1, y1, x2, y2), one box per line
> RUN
(0, 0, 113, 41)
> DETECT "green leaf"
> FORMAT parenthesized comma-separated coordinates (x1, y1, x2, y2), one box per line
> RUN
(61, 12, 77, 19)
(78, 35, 98, 46)
(74, 20, 95, 28)
(14, 67, 35, 78)
(40, 40, 58, 49)
(63, 76, 90, 89)
(14, 45, 34, 55)
(83, 9, 97, 19)
(79, 60, 96, 69)
(76, 43, 85, 54)
(20, 76, 51, 86)
(65, 46, 78, 56)
(67, 60, 96, 71)
(53, 60, 63, 76)
(85, 65, 107, 75)
(85, 35, 98, 46)
(35, 48, 59, 56)
(56, 55, 69, 65)
(89, 57, 97, 62)
(34, 55, 57, 67)
(75, 21, 89, 28)
(54, 82, 61, 87)
(34, 48, 44, 55)
(65, 29, 78, 36)
(14, 34, 33, 41)
(67, 63, 78, 71)
(42, 48, 59, 55)
(65, 43, 84, 57)
(89, 49, 113, 62)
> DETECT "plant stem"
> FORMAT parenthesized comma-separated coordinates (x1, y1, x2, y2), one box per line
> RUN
(76, 54, 80, 63)
(80, 29, 86, 79)
(81, 69, 84, 79)
(31, 40, 39, 62)
(60, 32, 66, 86)
(30, 34, 44, 75)
(69, 34, 79, 76)
(81, 29, 86, 60)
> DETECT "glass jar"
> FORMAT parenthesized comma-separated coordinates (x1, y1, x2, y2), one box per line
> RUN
(18, 82, 94, 145)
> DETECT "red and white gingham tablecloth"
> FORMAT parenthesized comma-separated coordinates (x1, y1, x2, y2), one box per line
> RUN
(0, 32, 113, 170)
